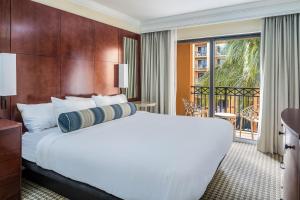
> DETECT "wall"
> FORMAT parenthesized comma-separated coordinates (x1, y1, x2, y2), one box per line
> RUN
(176, 43, 193, 115)
(177, 19, 262, 40)
(32, 0, 140, 33)
(0, 0, 140, 121)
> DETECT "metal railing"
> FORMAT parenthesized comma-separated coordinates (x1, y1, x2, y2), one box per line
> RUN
(191, 86, 260, 131)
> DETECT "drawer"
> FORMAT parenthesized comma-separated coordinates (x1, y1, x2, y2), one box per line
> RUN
(0, 159, 20, 179)
(0, 174, 20, 187)
(0, 128, 21, 153)
(7, 194, 20, 200)
(0, 175, 20, 200)
(0, 150, 20, 163)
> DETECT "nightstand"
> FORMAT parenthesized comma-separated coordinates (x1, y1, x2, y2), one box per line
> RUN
(0, 119, 22, 200)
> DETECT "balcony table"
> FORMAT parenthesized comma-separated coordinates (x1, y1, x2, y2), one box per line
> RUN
(215, 112, 236, 124)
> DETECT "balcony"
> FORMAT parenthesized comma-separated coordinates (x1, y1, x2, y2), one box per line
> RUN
(194, 51, 207, 58)
(191, 86, 260, 141)
(194, 66, 209, 72)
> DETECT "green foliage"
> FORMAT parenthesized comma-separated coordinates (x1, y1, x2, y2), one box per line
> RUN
(198, 38, 260, 87)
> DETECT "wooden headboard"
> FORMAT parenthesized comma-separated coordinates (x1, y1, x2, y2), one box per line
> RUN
(0, 0, 141, 121)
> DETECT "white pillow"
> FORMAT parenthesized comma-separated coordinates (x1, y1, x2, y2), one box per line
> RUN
(65, 96, 93, 101)
(92, 94, 127, 107)
(51, 97, 97, 122)
(17, 103, 56, 132)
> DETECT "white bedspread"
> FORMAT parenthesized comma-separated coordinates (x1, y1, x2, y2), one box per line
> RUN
(22, 128, 58, 162)
(36, 111, 233, 200)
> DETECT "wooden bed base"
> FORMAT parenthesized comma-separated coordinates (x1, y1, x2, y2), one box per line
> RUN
(22, 159, 121, 200)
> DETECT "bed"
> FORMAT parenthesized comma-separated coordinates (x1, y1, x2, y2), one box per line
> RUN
(22, 111, 233, 200)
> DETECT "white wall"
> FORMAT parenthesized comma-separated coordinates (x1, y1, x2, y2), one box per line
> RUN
(177, 19, 262, 40)
(32, 0, 140, 33)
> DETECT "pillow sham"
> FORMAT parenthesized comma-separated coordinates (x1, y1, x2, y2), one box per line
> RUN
(51, 97, 96, 122)
(17, 103, 56, 132)
(92, 94, 127, 107)
(58, 102, 137, 133)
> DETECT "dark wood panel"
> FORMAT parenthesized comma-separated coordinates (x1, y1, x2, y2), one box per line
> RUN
(11, 54, 60, 120)
(60, 12, 94, 61)
(0, 97, 11, 120)
(94, 61, 119, 95)
(11, 0, 60, 56)
(61, 58, 94, 96)
(0, 0, 11, 52)
(94, 23, 119, 62)
(0, 0, 141, 120)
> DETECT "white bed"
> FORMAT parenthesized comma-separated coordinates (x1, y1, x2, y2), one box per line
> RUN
(22, 111, 233, 200)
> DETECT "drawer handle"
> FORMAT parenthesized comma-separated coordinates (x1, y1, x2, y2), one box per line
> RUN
(280, 161, 285, 169)
(285, 144, 295, 150)
(279, 131, 285, 135)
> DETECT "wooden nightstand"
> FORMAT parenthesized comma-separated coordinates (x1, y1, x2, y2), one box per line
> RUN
(0, 119, 22, 200)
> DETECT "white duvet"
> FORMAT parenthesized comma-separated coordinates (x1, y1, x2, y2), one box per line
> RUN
(36, 111, 233, 200)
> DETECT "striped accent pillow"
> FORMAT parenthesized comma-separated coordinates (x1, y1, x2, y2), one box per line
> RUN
(58, 102, 137, 133)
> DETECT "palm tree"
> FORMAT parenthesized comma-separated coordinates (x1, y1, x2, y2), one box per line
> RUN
(198, 38, 260, 88)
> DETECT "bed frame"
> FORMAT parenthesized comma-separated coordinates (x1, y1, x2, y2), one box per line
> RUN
(23, 156, 226, 200)
(22, 159, 122, 200)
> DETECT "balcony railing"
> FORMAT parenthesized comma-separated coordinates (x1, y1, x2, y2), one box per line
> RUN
(194, 51, 207, 57)
(191, 86, 260, 132)
(194, 66, 208, 71)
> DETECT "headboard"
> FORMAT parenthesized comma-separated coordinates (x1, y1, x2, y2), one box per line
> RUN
(0, 0, 141, 122)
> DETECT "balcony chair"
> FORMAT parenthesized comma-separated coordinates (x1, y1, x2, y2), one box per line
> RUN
(182, 98, 207, 117)
(239, 105, 259, 140)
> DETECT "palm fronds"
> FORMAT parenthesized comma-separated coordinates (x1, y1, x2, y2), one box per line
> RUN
(198, 38, 260, 87)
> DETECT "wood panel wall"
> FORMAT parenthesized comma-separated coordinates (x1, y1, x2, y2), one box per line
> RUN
(176, 43, 193, 115)
(0, 0, 141, 120)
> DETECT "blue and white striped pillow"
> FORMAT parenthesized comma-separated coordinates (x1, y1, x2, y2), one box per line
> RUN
(58, 102, 137, 133)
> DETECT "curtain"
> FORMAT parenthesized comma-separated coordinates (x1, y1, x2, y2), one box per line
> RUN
(141, 30, 177, 115)
(123, 37, 138, 99)
(258, 14, 300, 155)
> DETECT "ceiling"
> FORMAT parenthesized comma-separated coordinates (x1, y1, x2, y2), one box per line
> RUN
(93, 0, 265, 21)
(68, 0, 300, 33)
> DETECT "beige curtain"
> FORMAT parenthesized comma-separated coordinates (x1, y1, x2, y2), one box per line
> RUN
(123, 37, 138, 99)
(258, 14, 300, 155)
(141, 30, 177, 115)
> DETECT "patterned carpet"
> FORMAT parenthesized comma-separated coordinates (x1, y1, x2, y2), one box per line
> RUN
(22, 142, 281, 200)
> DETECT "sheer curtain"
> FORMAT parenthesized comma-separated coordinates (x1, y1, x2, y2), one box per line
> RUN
(123, 37, 138, 99)
(258, 14, 300, 155)
(141, 30, 177, 115)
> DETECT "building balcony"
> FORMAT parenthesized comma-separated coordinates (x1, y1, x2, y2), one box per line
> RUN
(194, 66, 209, 72)
(194, 51, 207, 58)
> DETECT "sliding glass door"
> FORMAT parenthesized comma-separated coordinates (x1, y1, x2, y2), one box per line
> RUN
(191, 34, 260, 140)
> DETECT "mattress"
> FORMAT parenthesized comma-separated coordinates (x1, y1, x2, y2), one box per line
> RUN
(26, 111, 233, 200)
